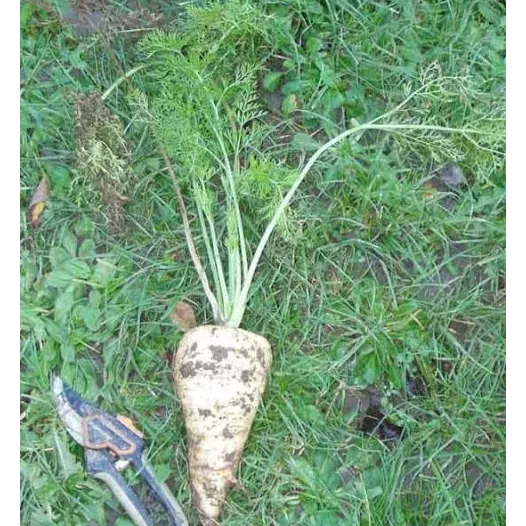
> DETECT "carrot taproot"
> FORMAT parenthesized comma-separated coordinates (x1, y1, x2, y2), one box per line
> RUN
(174, 325, 271, 524)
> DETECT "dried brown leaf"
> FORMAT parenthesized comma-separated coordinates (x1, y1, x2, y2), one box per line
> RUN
(28, 177, 50, 228)
(170, 302, 197, 332)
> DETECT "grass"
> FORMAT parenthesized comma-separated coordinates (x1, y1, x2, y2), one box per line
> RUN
(20, 1, 505, 525)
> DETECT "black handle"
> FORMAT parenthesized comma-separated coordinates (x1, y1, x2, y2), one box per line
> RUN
(86, 449, 154, 526)
(133, 453, 189, 526)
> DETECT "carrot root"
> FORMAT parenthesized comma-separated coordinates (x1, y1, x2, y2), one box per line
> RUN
(174, 325, 272, 523)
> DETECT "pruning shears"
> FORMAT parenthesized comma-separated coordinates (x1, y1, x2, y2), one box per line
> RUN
(51, 376, 189, 526)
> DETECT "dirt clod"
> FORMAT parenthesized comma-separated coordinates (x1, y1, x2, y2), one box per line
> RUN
(406, 374, 427, 397)
(360, 404, 404, 442)
(63, 1, 105, 37)
(62, 0, 164, 40)
(344, 386, 404, 443)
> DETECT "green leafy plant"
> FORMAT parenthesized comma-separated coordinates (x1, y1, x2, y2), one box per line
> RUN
(137, 14, 501, 327)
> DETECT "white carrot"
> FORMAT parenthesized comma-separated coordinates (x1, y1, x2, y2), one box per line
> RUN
(174, 326, 271, 524)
